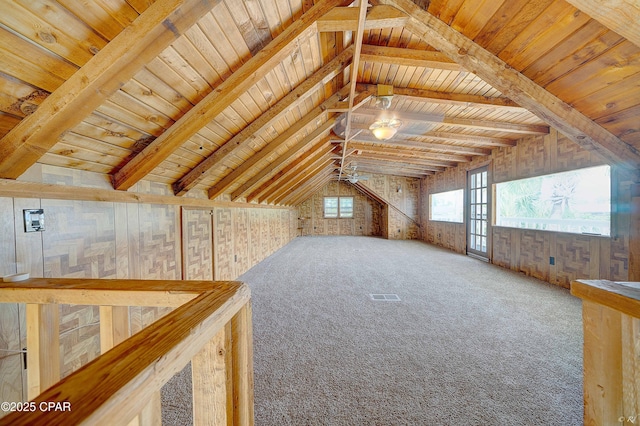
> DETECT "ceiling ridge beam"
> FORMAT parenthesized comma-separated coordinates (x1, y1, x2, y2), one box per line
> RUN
(359, 44, 461, 71)
(355, 83, 521, 109)
(175, 47, 354, 196)
(112, 0, 352, 191)
(317, 4, 408, 32)
(0, 0, 223, 179)
(353, 107, 549, 134)
(345, 133, 491, 155)
(381, 0, 640, 170)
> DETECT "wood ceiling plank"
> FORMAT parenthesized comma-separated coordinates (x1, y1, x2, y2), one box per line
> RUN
(0, 0, 223, 180)
(383, 0, 640, 171)
(317, 5, 408, 32)
(206, 109, 335, 200)
(172, 47, 352, 196)
(282, 170, 334, 206)
(348, 142, 468, 164)
(272, 160, 334, 204)
(113, 0, 351, 191)
(499, 2, 592, 71)
(523, 21, 622, 88)
(0, 0, 108, 67)
(247, 146, 332, 203)
(564, 0, 640, 48)
(235, 135, 333, 201)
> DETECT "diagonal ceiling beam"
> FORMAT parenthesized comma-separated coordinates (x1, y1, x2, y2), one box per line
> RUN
(563, 0, 640, 48)
(379, 0, 640, 170)
(264, 152, 335, 204)
(246, 139, 334, 203)
(284, 170, 335, 206)
(355, 83, 522, 109)
(230, 120, 335, 201)
(317, 5, 408, 32)
(0, 0, 222, 179)
(206, 104, 337, 200)
(277, 166, 334, 206)
(174, 48, 353, 196)
(112, 0, 351, 191)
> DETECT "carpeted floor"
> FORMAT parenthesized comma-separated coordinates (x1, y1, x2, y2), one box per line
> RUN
(163, 236, 584, 425)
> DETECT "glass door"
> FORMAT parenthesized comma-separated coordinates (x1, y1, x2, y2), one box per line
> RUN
(468, 166, 489, 259)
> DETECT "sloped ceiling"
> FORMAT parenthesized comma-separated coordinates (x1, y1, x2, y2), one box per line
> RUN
(0, 0, 638, 206)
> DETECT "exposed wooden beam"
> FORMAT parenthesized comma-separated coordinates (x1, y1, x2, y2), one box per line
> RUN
(285, 172, 334, 206)
(338, 0, 369, 182)
(280, 168, 334, 206)
(265, 155, 335, 204)
(354, 107, 550, 135)
(316, 5, 408, 32)
(564, 0, 640, 48)
(381, 0, 640, 170)
(355, 83, 522, 109)
(359, 44, 461, 71)
(343, 130, 491, 155)
(0, 0, 222, 179)
(175, 48, 354, 196)
(206, 109, 336, 200)
(112, 0, 352, 190)
(347, 141, 471, 163)
(246, 139, 334, 203)
(351, 153, 449, 170)
(231, 125, 335, 201)
(418, 131, 517, 148)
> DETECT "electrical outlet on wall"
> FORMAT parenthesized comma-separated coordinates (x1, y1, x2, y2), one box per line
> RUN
(23, 209, 45, 232)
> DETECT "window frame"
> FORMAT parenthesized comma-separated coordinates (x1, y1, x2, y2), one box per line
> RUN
(493, 165, 611, 237)
(429, 189, 464, 223)
(324, 196, 354, 219)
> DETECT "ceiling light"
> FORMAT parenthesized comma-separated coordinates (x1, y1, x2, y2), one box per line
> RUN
(369, 119, 402, 140)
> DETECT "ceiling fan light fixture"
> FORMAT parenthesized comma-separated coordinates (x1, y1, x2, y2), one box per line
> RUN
(371, 126, 397, 140)
(369, 119, 402, 140)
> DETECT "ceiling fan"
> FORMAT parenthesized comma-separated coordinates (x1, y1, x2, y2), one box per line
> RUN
(332, 84, 445, 142)
(343, 165, 369, 183)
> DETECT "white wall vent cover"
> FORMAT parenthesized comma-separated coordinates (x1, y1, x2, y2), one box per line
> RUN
(370, 294, 401, 301)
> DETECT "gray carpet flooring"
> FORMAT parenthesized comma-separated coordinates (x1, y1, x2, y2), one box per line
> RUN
(164, 235, 584, 425)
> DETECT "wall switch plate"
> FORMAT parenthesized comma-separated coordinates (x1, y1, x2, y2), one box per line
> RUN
(24, 209, 45, 232)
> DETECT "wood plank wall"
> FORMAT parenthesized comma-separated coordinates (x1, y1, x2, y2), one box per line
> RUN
(0, 165, 296, 413)
(298, 180, 382, 237)
(360, 175, 421, 240)
(421, 129, 631, 288)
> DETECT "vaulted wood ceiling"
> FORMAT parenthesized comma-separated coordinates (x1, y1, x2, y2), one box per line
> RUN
(0, 0, 638, 206)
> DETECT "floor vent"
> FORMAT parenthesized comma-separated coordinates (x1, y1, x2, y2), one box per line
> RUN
(370, 294, 401, 301)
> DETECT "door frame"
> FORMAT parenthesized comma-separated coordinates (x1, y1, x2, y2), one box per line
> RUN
(466, 165, 491, 261)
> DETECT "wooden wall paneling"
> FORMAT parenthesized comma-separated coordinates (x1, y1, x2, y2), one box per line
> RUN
(137, 203, 181, 280)
(491, 146, 517, 183)
(114, 203, 130, 279)
(26, 303, 60, 400)
(59, 304, 100, 379)
(549, 232, 558, 285)
(249, 209, 261, 267)
(260, 209, 269, 259)
(0, 196, 21, 416)
(214, 208, 234, 281)
(492, 227, 512, 269)
(233, 208, 249, 277)
(181, 208, 214, 281)
(13, 198, 44, 278)
(42, 199, 117, 279)
(556, 132, 595, 171)
(516, 135, 548, 177)
(610, 236, 629, 281)
(517, 230, 550, 281)
(555, 234, 592, 288)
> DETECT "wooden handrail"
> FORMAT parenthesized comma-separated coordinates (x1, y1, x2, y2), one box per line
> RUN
(571, 279, 640, 425)
(0, 278, 253, 425)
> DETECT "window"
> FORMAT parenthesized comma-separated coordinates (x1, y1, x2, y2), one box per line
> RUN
(495, 165, 610, 236)
(324, 197, 354, 218)
(429, 189, 464, 223)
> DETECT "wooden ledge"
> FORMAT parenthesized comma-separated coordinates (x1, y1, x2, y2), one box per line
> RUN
(571, 279, 640, 318)
(0, 278, 243, 307)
